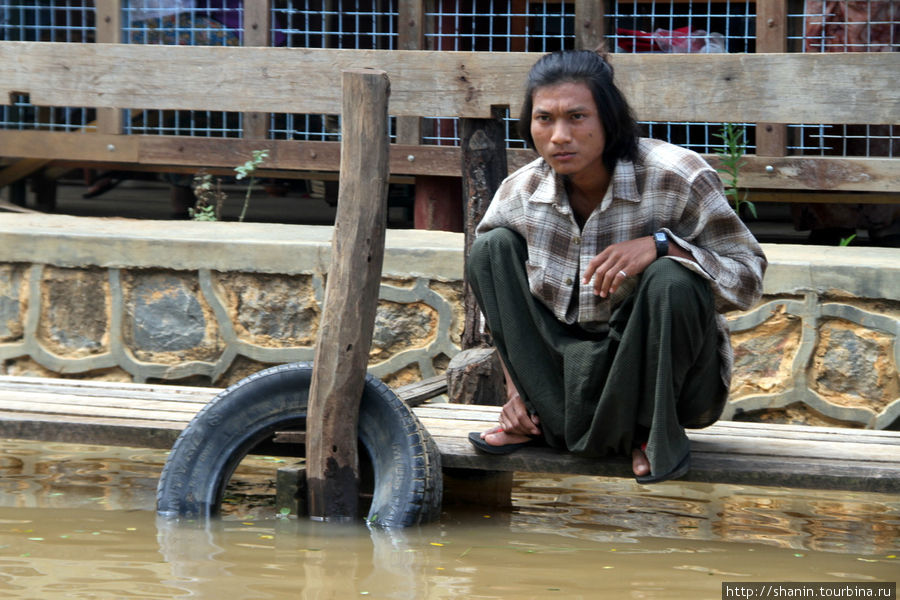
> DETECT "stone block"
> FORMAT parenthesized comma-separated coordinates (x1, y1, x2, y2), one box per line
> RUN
(370, 301, 437, 362)
(122, 270, 222, 364)
(215, 272, 319, 347)
(0, 263, 26, 343)
(381, 363, 423, 389)
(730, 305, 801, 398)
(812, 319, 898, 414)
(38, 266, 109, 356)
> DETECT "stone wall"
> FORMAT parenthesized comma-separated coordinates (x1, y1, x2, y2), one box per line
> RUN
(1, 214, 898, 429)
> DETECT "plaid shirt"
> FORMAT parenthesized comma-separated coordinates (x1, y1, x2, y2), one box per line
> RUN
(476, 138, 768, 384)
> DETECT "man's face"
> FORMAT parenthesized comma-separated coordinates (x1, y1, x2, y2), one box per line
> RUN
(530, 81, 607, 179)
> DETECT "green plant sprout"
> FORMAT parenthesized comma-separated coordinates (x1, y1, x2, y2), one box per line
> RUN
(713, 123, 757, 220)
(235, 149, 270, 223)
(839, 233, 857, 246)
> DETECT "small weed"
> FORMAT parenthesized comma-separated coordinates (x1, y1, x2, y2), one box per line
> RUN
(714, 123, 757, 220)
(839, 233, 857, 246)
(188, 149, 270, 222)
(235, 149, 270, 223)
(189, 171, 226, 221)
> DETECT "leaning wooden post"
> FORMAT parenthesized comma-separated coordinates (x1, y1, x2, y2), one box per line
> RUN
(459, 107, 508, 350)
(306, 69, 391, 522)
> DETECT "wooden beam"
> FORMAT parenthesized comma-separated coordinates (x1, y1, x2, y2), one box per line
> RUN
(93, 1, 124, 135)
(2, 42, 898, 123)
(396, 0, 425, 144)
(575, 0, 605, 51)
(305, 70, 391, 522)
(754, 0, 787, 157)
(4, 129, 899, 194)
(242, 2, 271, 140)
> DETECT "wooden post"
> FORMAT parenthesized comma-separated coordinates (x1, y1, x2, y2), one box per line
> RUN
(242, 2, 271, 140)
(94, 0, 123, 135)
(460, 107, 508, 349)
(396, 0, 424, 145)
(755, 0, 787, 157)
(575, 0, 606, 51)
(305, 69, 391, 522)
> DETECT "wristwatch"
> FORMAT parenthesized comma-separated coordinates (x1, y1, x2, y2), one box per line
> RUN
(654, 231, 669, 258)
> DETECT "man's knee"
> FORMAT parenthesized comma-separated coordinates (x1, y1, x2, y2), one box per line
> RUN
(641, 259, 713, 316)
(468, 228, 525, 274)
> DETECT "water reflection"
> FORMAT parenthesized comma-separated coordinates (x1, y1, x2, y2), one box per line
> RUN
(512, 475, 900, 556)
(0, 438, 897, 599)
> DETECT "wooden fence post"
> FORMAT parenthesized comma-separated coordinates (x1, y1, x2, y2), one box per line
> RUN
(460, 107, 508, 350)
(306, 69, 391, 522)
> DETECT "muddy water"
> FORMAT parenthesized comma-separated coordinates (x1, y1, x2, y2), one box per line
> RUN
(0, 439, 897, 599)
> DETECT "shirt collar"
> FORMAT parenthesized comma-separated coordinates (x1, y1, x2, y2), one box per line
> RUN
(527, 158, 642, 213)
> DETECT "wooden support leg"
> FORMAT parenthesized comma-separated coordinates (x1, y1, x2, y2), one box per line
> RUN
(8, 180, 27, 207)
(460, 109, 508, 350)
(32, 172, 57, 212)
(305, 69, 391, 523)
(442, 468, 513, 509)
(276, 465, 309, 517)
(413, 175, 463, 232)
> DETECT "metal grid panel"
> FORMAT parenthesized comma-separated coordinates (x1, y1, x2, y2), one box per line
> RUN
(0, 2, 96, 132)
(0, 1, 95, 42)
(421, 0, 572, 147)
(122, 1, 245, 138)
(610, 0, 757, 155)
(425, 0, 573, 52)
(269, 0, 401, 142)
(787, 0, 898, 157)
(271, 0, 398, 49)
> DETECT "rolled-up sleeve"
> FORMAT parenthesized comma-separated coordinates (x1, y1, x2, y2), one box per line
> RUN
(661, 167, 767, 313)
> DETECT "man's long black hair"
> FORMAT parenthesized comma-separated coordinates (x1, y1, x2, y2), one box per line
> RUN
(518, 49, 641, 174)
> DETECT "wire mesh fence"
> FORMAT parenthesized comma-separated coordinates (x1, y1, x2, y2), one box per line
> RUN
(787, 0, 898, 157)
(0, 2, 96, 132)
(1, 0, 897, 157)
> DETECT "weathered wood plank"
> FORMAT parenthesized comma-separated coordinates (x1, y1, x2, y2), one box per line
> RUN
(3, 129, 899, 194)
(0, 399, 196, 423)
(0, 375, 218, 401)
(2, 43, 897, 123)
(0, 392, 206, 414)
(0, 413, 182, 449)
(394, 374, 448, 406)
(0, 376, 898, 493)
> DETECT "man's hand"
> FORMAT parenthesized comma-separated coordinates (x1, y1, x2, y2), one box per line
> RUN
(497, 390, 541, 437)
(582, 235, 657, 298)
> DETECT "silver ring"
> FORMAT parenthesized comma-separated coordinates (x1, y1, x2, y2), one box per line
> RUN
(618, 270, 628, 278)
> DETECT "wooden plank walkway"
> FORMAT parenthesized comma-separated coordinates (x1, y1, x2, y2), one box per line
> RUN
(0, 376, 898, 494)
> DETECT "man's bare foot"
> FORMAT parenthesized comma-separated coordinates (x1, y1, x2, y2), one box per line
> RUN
(480, 424, 533, 448)
(632, 447, 651, 477)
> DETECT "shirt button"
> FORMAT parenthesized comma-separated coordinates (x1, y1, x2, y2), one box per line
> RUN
(573, 236, 581, 245)
(565, 277, 573, 286)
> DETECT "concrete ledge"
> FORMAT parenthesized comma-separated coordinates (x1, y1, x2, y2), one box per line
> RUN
(0, 214, 465, 280)
(1, 214, 898, 429)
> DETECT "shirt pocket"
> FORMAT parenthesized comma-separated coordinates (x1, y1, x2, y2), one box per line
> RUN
(524, 259, 565, 317)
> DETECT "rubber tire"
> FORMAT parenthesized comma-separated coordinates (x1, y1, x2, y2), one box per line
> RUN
(156, 362, 442, 527)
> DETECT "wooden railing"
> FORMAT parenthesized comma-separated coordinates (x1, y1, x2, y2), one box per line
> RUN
(1, 0, 898, 207)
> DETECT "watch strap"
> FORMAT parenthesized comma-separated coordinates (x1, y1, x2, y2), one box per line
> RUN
(654, 231, 669, 258)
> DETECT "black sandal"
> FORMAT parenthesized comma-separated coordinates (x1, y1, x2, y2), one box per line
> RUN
(467, 431, 538, 455)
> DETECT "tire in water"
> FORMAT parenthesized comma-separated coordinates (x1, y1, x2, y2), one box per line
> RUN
(156, 362, 442, 527)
